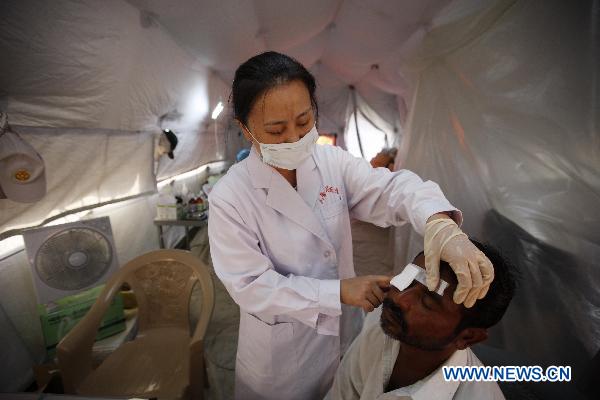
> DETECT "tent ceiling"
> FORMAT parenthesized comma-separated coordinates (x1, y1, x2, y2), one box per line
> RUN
(126, 0, 453, 128)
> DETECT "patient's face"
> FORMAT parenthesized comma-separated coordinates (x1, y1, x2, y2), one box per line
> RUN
(380, 254, 464, 351)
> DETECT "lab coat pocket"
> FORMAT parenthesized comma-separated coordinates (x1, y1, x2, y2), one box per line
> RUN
(320, 201, 344, 220)
(237, 312, 296, 379)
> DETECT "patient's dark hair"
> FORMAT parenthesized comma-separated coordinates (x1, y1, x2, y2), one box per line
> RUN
(419, 239, 516, 331)
(231, 51, 318, 126)
(458, 239, 516, 331)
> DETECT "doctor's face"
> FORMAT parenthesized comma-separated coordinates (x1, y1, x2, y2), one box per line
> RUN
(380, 254, 465, 351)
(239, 79, 315, 150)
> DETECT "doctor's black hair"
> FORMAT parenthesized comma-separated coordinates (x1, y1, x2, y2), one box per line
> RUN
(231, 51, 318, 126)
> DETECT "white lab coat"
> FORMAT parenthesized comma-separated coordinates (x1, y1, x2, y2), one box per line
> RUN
(208, 144, 460, 400)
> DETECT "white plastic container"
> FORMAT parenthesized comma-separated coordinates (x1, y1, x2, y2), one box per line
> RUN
(156, 193, 178, 220)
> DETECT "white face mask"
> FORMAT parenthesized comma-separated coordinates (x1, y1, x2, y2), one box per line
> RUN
(244, 124, 319, 170)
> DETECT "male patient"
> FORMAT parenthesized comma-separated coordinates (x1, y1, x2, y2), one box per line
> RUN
(326, 239, 515, 400)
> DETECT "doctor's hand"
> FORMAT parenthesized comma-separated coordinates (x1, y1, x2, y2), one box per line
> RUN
(424, 216, 494, 308)
(340, 275, 391, 312)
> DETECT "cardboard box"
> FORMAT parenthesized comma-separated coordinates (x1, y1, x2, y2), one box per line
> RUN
(38, 285, 125, 359)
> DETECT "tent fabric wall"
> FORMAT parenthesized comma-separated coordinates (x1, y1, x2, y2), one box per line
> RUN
(124, 0, 457, 140)
(155, 93, 232, 181)
(0, 127, 155, 239)
(0, 247, 53, 371)
(0, 302, 35, 392)
(1, 0, 215, 133)
(123, 0, 446, 161)
(0, 0, 232, 239)
(394, 0, 599, 383)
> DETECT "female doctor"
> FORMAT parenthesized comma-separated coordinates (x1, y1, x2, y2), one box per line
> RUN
(207, 52, 494, 400)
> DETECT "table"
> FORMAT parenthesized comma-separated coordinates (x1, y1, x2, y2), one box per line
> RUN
(154, 218, 208, 249)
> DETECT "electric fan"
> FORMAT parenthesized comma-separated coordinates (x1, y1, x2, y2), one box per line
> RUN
(23, 217, 119, 305)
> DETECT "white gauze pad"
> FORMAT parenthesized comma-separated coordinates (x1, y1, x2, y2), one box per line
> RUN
(390, 263, 449, 296)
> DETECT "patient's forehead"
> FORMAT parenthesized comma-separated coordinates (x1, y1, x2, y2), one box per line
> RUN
(412, 253, 458, 293)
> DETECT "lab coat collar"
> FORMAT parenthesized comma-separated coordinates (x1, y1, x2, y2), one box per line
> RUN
(296, 148, 320, 211)
(246, 146, 271, 189)
(247, 146, 330, 244)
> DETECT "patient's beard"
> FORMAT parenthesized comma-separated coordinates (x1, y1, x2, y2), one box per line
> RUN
(381, 299, 457, 351)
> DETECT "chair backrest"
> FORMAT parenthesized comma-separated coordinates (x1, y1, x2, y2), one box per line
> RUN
(121, 249, 215, 335)
(57, 249, 215, 394)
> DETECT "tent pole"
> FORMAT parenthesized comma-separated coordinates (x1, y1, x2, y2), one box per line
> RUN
(350, 86, 365, 158)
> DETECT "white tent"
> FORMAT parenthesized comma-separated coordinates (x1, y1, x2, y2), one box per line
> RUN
(0, 0, 598, 398)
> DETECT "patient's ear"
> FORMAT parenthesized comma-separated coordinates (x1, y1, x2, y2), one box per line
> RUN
(454, 328, 488, 350)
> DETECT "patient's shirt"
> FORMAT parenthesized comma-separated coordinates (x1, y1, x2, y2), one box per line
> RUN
(325, 322, 505, 400)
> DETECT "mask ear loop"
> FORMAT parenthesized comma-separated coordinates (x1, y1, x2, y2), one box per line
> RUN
(237, 120, 260, 144)
(239, 121, 274, 166)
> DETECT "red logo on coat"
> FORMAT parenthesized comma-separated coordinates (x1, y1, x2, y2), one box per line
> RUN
(319, 185, 341, 204)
